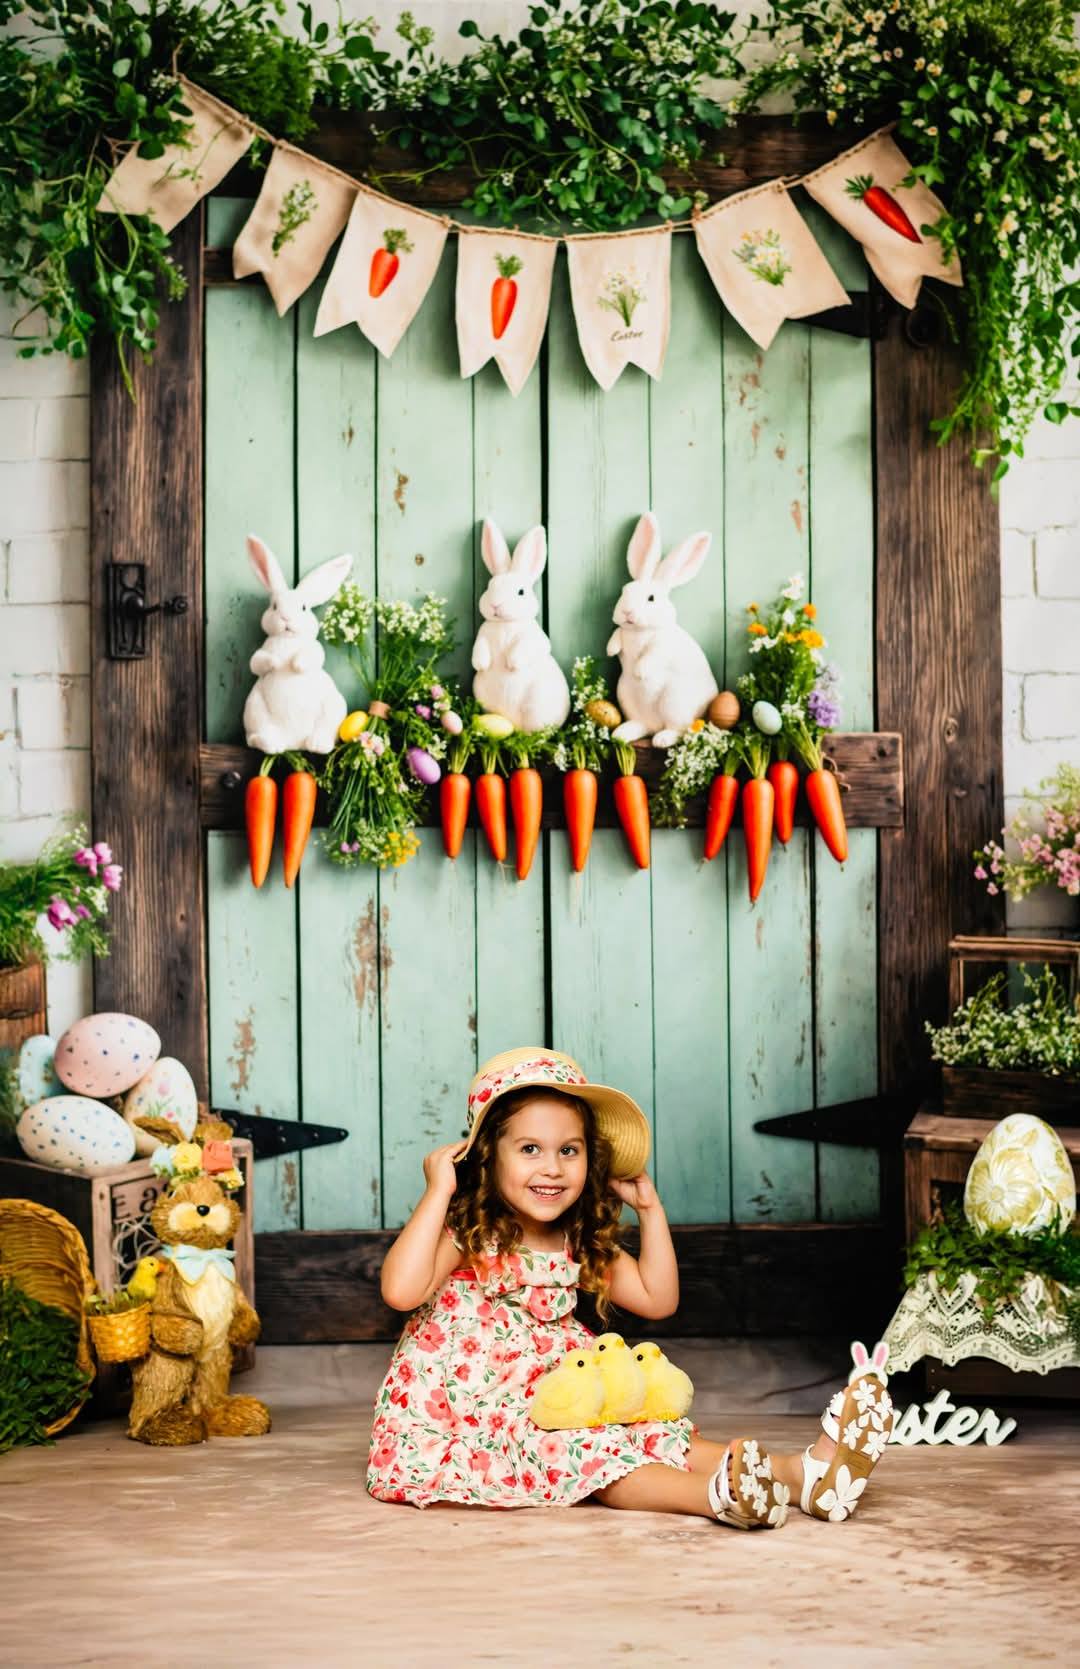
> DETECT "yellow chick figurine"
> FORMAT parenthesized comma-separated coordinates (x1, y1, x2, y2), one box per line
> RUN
(592, 1332, 646, 1424)
(632, 1341, 694, 1422)
(530, 1348, 605, 1431)
(125, 1255, 166, 1304)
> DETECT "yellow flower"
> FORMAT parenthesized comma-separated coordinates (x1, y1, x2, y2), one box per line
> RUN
(800, 629, 824, 648)
(748, 621, 768, 636)
(216, 1167, 244, 1191)
(965, 1149, 1043, 1233)
(689, 718, 705, 732)
(172, 1142, 203, 1174)
(1017, 88, 1033, 104)
(747, 602, 759, 612)
(804, 603, 817, 619)
(783, 632, 797, 642)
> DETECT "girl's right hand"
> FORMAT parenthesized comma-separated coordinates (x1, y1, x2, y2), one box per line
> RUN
(423, 1140, 468, 1199)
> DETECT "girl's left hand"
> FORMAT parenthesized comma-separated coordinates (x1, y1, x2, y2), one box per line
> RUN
(609, 1172, 658, 1212)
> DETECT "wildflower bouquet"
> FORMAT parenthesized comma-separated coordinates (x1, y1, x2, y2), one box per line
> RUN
(653, 723, 740, 835)
(974, 764, 1080, 902)
(318, 588, 457, 869)
(0, 826, 122, 970)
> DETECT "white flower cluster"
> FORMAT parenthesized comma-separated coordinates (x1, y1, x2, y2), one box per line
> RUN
(320, 583, 374, 646)
(376, 593, 450, 646)
(653, 724, 735, 829)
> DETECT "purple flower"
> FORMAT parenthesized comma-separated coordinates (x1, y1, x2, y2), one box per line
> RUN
(101, 863, 123, 892)
(75, 904, 91, 920)
(47, 895, 75, 931)
(430, 685, 445, 699)
(93, 841, 113, 865)
(73, 846, 98, 874)
(807, 687, 841, 730)
(415, 704, 432, 720)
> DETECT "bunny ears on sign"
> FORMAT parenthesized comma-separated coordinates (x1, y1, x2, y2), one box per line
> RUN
(150, 1140, 244, 1193)
(848, 1340, 890, 1385)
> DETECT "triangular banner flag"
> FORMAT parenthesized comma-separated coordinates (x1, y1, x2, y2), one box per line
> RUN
(694, 181, 850, 351)
(97, 77, 253, 234)
(313, 189, 448, 356)
(801, 126, 961, 310)
(233, 146, 356, 316)
(455, 227, 558, 396)
(566, 227, 671, 390)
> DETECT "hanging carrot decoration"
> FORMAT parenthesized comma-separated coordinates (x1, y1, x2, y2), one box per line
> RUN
(613, 740, 650, 870)
(551, 658, 616, 874)
(440, 727, 473, 860)
(369, 227, 414, 297)
(474, 732, 509, 862)
(844, 175, 921, 243)
(704, 737, 742, 861)
(564, 768, 598, 872)
(767, 753, 800, 847)
(491, 253, 523, 339)
(508, 736, 544, 882)
(282, 754, 317, 887)
(245, 756, 278, 889)
(740, 732, 774, 902)
(805, 766, 849, 864)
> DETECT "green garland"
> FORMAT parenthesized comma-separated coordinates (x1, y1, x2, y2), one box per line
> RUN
(905, 1201, 1080, 1349)
(0, 1278, 92, 1452)
(3, 0, 1080, 469)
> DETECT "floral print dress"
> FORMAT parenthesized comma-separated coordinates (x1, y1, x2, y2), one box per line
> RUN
(367, 1242, 693, 1509)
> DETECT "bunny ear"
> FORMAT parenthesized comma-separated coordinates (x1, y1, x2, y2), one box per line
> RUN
(247, 534, 288, 597)
(871, 1341, 890, 1370)
(510, 525, 547, 583)
(481, 519, 511, 576)
(850, 1341, 869, 1370)
(654, 531, 712, 591)
(294, 553, 353, 608)
(626, 512, 662, 581)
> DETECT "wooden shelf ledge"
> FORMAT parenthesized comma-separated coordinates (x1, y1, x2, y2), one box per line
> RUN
(200, 730, 903, 832)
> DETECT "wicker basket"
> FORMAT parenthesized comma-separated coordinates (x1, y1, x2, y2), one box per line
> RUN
(0, 1197, 96, 1435)
(86, 1302, 151, 1363)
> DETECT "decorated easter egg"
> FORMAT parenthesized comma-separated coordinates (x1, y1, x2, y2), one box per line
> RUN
(707, 691, 740, 730)
(585, 699, 622, 730)
(122, 1056, 198, 1157)
(16, 1034, 64, 1112)
(440, 709, 464, 736)
(964, 1112, 1076, 1236)
(752, 700, 783, 736)
(55, 1012, 161, 1099)
(17, 1095, 136, 1174)
(339, 709, 369, 741)
(474, 712, 515, 740)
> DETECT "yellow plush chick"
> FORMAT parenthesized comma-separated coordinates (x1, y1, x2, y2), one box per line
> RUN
(530, 1348, 605, 1431)
(632, 1341, 694, 1422)
(125, 1255, 166, 1304)
(592, 1332, 646, 1424)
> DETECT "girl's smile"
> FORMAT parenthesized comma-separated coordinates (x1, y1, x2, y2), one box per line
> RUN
(494, 1095, 588, 1238)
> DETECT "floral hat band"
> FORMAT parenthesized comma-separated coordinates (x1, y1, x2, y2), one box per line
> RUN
(461, 1046, 651, 1180)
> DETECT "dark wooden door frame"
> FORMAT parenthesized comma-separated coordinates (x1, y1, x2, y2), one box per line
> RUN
(90, 123, 1004, 1339)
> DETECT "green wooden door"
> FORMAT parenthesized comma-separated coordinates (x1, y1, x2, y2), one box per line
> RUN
(203, 198, 878, 1235)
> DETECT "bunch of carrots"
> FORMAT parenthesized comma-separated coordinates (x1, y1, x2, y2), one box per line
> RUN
(245, 751, 318, 890)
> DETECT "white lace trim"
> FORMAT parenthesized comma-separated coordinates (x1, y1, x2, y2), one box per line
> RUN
(883, 1271, 1080, 1377)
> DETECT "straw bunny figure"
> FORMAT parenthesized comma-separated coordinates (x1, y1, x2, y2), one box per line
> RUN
(471, 519, 571, 733)
(607, 512, 719, 747)
(242, 535, 353, 755)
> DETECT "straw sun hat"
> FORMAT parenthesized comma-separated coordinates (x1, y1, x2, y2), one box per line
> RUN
(461, 1047, 651, 1180)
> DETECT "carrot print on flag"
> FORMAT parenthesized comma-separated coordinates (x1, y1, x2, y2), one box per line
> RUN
(315, 190, 448, 357)
(455, 227, 557, 396)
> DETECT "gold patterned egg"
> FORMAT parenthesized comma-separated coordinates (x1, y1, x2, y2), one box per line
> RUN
(585, 699, 622, 729)
(707, 691, 740, 730)
(964, 1112, 1076, 1236)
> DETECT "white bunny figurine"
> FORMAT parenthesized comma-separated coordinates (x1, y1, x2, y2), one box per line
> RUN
(472, 519, 570, 733)
(242, 534, 353, 755)
(607, 512, 719, 748)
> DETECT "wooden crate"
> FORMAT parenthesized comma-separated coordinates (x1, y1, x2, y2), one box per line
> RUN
(0, 960, 47, 1054)
(941, 1064, 1080, 1119)
(904, 1110, 1080, 1400)
(0, 1139, 256, 1401)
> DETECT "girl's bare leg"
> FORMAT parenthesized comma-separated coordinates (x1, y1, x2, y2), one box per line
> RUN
(595, 1422, 841, 1515)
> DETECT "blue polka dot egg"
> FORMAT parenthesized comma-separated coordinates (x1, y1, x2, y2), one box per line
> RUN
(55, 1012, 161, 1099)
(17, 1095, 136, 1174)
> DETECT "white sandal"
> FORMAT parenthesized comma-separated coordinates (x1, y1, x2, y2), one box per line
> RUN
(800, 1353, 895, 1523)
(708, 1437, 790, 1530)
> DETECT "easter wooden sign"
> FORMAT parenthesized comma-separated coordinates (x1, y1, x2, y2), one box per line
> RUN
(888, 1390, 1016, 1447)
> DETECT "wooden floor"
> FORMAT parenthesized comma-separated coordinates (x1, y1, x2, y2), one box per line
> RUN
(3, 1340, 1078, 1668)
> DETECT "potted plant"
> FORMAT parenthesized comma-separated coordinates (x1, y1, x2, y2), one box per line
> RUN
(927, 967, 1080, 1118)
(0, 825, 123, 1051)
(974, 763, 1080, 917)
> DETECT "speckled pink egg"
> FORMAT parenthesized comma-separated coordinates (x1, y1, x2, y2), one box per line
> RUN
(55, 1012, 161, 1098)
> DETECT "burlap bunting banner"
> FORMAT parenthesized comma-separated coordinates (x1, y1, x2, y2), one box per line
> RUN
(233, 146, 356, 316)
(802, 126, 961, 310)
(694, 181, 850, 351)
(97, 77, 253, 234)
(314, 190, 449, 356)
(455, 226, 558, 396)
(566, 227, 672, 391)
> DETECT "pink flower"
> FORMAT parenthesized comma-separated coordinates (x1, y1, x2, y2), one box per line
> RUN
(93, 841, 113, 864)
(580, 1457, 605, 1478)
(430, 685, 445, 699)
(532, 1332, 556, 1355)
(974, 865, 987, 880)
(102, 864, 123, 891)
(74, 904, 91, 920)
(47, 896, 75, 930)
(525, 1288, 556, 1321)
(414, 1321, 446, 1353)
(460, 1335, 480, 1357)
(987, 883, 999, 895)
(519, 1469, 538, 1492)
(73, 847, 98, 874)
(397, 1360, 415, 1385)
(546, 1467, 563, 1486)
(455, 1363, 471, 1382)
(537, 1432, 563, 1463)
(438, 1288, 460, 1312)
(423, 1390, 453, 1425)
(470, 1451, 492, 1474)
(369, 1439, 397, 1469)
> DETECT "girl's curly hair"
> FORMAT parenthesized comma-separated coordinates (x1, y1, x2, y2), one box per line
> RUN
(446, 1088, 624, 1321)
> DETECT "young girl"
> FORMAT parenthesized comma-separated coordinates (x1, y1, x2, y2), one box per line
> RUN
(368, 1047, 893, 1527)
